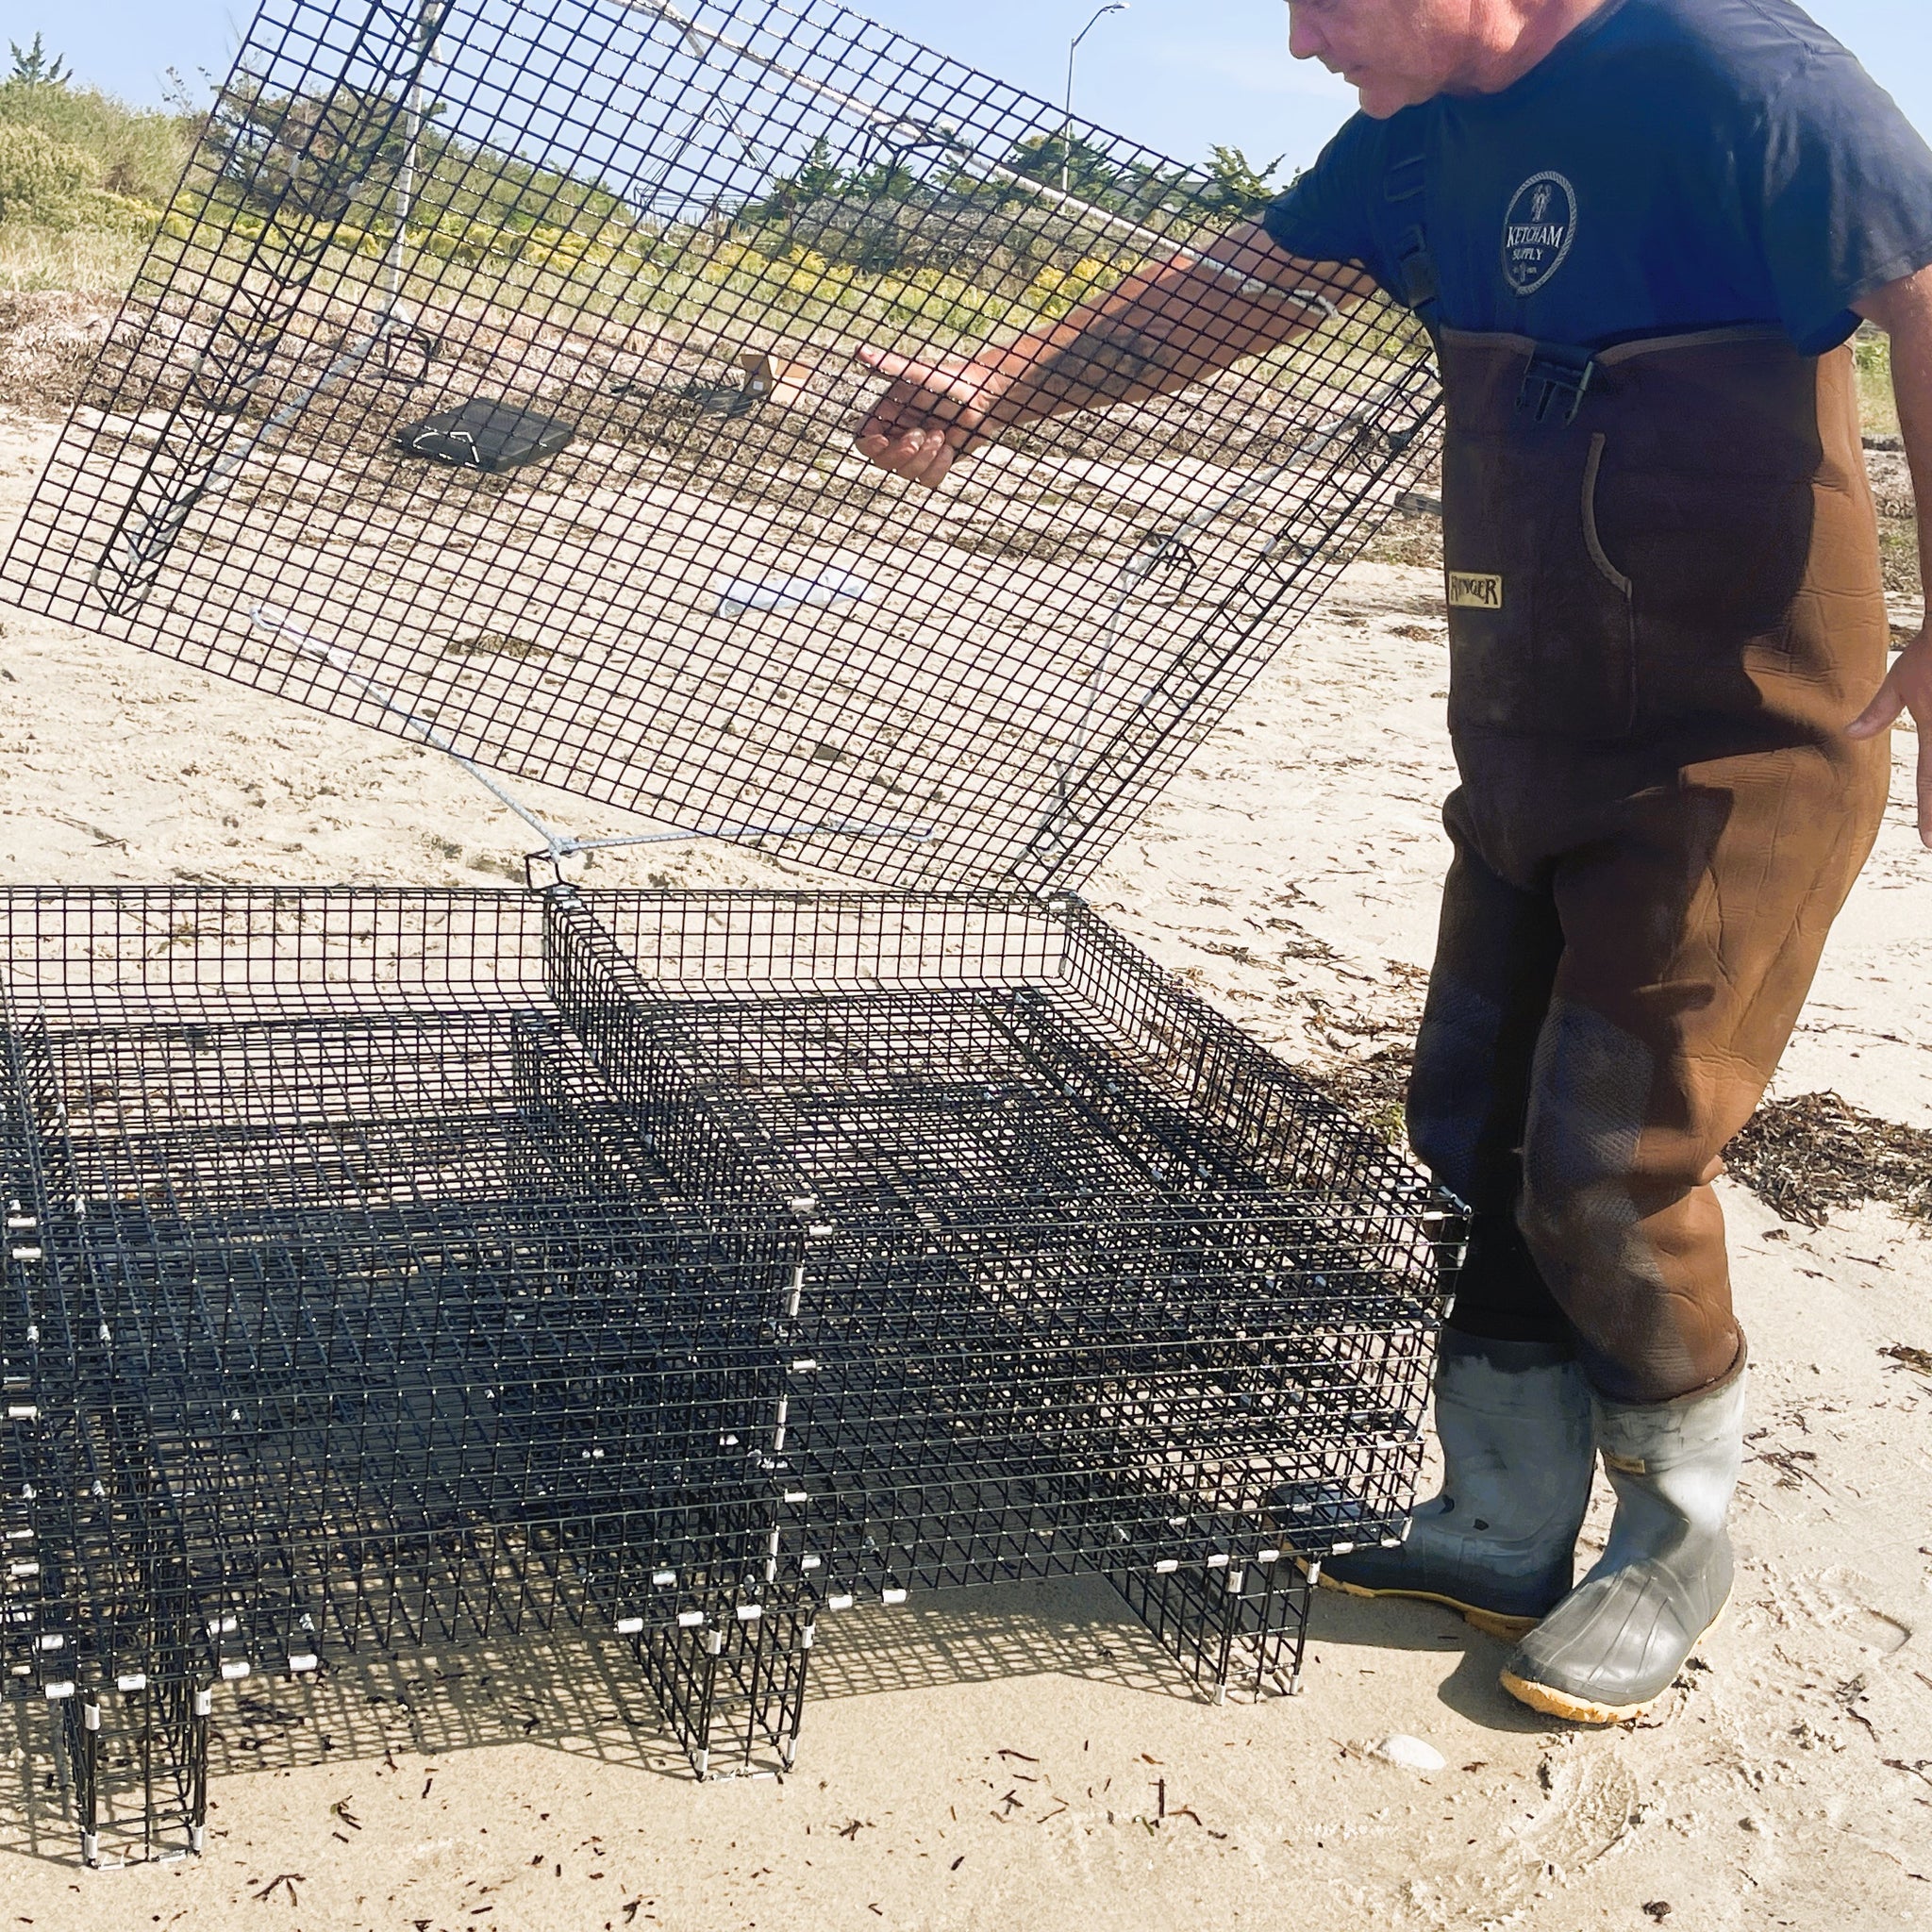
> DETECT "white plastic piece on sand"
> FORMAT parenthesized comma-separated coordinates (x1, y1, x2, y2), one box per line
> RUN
(714, 556, 871, 621)
(1369, 1734, 1446, 1773)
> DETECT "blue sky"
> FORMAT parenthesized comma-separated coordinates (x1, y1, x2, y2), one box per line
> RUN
(13, 1, 1931, 176)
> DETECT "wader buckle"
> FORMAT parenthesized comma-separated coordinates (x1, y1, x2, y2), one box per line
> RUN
(1517, 345, 1596, 426)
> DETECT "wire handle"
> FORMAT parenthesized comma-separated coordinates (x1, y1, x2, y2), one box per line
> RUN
(249, 604, 933, 886)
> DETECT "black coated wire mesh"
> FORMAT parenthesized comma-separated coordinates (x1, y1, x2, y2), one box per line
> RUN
(0, 0, 1462, 1865)
(0, 0, 1438, 890)
(0, 890, 808, 1855)
(1, 888, 1457, 1857)
(550, 890, 1451, 1598)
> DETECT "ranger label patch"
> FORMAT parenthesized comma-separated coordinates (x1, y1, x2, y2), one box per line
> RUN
(1448, 572, 1505, 610)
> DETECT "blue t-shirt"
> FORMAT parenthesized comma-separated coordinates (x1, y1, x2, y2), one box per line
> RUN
(1261, 0, 1932, 353)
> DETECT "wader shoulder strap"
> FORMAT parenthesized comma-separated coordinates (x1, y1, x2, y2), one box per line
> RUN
(1384, 147, 1442, 340)
(1385, 144, 1602, 424)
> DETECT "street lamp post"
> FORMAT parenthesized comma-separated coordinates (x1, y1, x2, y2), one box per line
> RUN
(1062, 3, 1128, 195)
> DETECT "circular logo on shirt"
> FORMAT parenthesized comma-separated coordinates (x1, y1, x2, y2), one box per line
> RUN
(1501, 172, 1578, 296)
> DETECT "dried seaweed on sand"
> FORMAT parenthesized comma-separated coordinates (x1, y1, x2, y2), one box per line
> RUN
(1724, 1091, 1932, 1229)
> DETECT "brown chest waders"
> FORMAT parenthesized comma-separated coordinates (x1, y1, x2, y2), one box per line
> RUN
(1406, 326, 1891, 1405)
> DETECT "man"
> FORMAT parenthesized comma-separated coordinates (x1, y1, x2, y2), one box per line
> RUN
(856, 0, 1932, 1724)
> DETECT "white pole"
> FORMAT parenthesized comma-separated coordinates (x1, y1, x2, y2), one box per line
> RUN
(386, 1, 439, 309)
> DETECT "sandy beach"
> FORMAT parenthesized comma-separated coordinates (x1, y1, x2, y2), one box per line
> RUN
(1, 377, 1929, 1931)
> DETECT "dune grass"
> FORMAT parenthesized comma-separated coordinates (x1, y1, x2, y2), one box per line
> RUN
(0, 73, 194, 291)
(0, 50, 1418, 405)
(0, 220, 152, 292)
(0, 55, 1907, 503)
(1855, 325, 1900, 441)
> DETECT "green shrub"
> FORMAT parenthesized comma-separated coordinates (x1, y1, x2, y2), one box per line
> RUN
(0, 77, 194, 211)
(8, 34, 71, 90)
(0, 119, 99, 225)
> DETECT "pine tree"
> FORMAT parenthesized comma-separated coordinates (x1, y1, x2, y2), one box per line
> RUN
(1203, 145, 1289, 216)
(8, 33, 73, 89)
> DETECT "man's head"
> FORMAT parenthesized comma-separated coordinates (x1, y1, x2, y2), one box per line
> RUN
(1286, 0, 1609, 119)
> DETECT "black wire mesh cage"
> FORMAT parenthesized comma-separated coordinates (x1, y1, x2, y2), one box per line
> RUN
(2, 888, 1456, 1860)
(549, 889, 1451, 1575)
(1, 0, 1438, 890)
(0, 0, 1463, 1870)
(0, 890, 823, 1859)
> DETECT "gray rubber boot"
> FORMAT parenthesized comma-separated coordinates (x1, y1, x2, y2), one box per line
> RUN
(1500, 1345, 1747, 1724)
(1321, 1328, 1595, 1640)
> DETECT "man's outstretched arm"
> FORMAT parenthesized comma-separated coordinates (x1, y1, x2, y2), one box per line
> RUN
(1852, 264, 1932, 846)
(853, 222, 1373, 489)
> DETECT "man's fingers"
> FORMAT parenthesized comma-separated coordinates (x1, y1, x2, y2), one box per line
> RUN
(908, 439, 956, 487)
(854, 425, 958, 488)
(893, 429, 954, 487)
(1847, 671, 1907, 740)
(855, 346, 959, 405)
(1849, 668, 1925, 843)
(854, 337, 992, 483)
(1846, 631, 1932, 841)
(854, 343, 1008, 486)
(854, 344, 918, 379)
(857, 344, 991, 418)
(856, 440, 915, 476)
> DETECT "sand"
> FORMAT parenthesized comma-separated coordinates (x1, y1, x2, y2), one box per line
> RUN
(1, 399, 1929, 1930)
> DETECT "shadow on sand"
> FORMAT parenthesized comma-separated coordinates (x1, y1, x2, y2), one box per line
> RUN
(1, 1573, 1550, 1867)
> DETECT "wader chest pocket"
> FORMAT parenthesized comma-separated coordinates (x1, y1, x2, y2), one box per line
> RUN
(1588, 465, 1815, 638)
(1442, 430, 1636, 741)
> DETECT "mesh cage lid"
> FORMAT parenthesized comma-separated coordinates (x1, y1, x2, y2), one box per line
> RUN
(1, 0, 1438, 891)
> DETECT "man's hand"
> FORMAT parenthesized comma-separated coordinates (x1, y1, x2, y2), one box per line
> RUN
(1856, 265, 1932, 846)
(852, 224, 1351, 489)
(1849, 626, 1932, 846)
(853, 345, 1013, 489)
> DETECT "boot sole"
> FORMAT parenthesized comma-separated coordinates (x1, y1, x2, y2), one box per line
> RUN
(1497, 1669, 1656, 1725)
(1497, 1594, 1730, 1726)
(1317, 1571, 1541, 1642)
